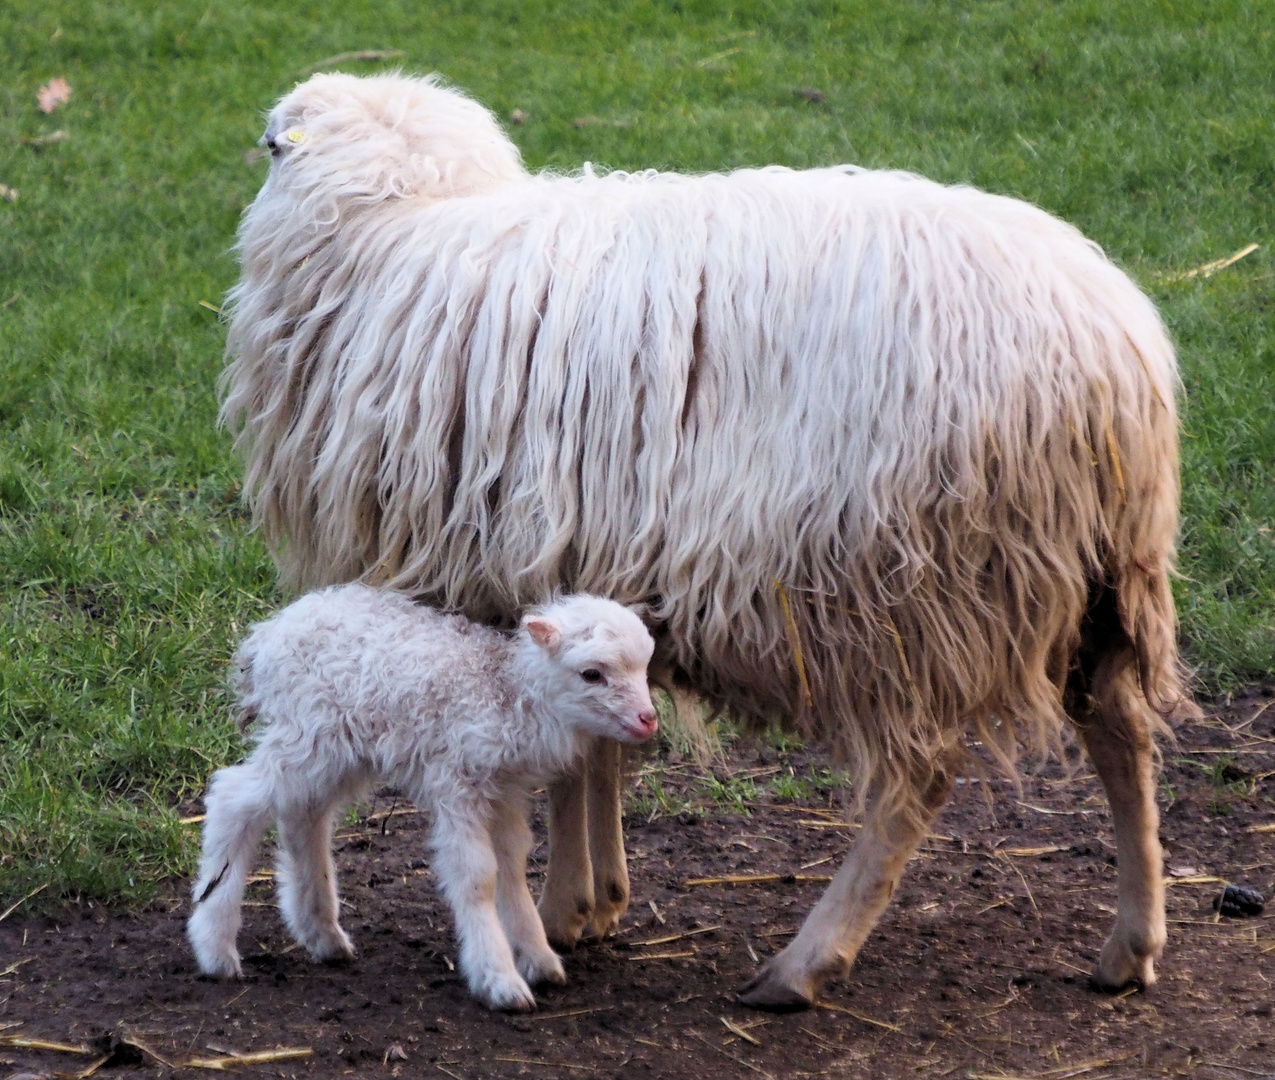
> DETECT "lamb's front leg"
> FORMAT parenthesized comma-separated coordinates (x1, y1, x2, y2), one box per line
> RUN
(431, 804, 536, 1012)
(491, 792, 566, 988)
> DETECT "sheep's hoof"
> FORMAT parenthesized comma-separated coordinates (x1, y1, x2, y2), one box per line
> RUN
(737, 962, 816, 1012)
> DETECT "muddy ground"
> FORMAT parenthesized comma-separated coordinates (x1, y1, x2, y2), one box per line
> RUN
(2, 690, 1273, 1080)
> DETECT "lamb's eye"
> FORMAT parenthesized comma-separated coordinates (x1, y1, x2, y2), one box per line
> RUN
(580, 669, 605, 685)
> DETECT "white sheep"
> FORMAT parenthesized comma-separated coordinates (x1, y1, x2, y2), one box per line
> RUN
(187, 586, 657, 1011)
(221, 72, 1193, 1009)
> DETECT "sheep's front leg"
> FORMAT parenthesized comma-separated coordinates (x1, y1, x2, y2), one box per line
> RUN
(537, 757, 595, 949)
(1075, 649, 1166, 991)
(491, 792, 566, 988)
(432, 806, 536, 1011)
(584, 738, 630, 939)
(738, 761, 956, 1010)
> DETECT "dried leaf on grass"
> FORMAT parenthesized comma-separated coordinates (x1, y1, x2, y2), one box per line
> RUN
(814, 1001, 903, 1032)
(490, 1056, 593, 1072)
(300, 50, 404, 75)
(631, 924, 722, 946)
(186, 1047, 313, 1070)
(1164, 242, 1260, 282)
(720, 1016, 762, 1045)
(0, 882, 49, 923)
(998, 845, 1067, 857)
(21, 130, 69, 148)
(0, 184, 16, 202)
(626, 950, 695, 961)
(684, 873, 833, 887)
(38, 77, 72, 113)
(0, 1035, 93, 1054)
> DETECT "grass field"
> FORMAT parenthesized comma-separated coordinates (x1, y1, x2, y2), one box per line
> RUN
(1, 0, 1272, 908)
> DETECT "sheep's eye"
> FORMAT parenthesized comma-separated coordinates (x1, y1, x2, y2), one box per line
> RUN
(580, 669, 605, 685)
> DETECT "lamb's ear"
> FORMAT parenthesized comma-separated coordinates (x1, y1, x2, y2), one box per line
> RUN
(523, 615, 562, 654)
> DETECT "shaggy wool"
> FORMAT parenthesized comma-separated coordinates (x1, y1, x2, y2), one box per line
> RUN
(222, 72, 1188, 816)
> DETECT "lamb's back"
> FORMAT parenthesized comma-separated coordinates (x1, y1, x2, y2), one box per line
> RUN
(234, 585, 511, 751)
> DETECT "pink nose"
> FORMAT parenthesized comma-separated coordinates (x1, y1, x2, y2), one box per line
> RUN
(636, 708, 658, 735)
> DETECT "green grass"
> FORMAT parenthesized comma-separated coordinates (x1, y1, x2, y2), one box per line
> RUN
(2, 0, 1273, 908)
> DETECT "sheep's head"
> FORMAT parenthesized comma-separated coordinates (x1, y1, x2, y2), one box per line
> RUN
(259, 72, 526, 210)
(522, 597, 659, 743)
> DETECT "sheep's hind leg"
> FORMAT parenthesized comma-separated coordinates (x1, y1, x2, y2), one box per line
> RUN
(537, 757, 595, 949)
(491, 792, 566, 988)
(738, 760, 956, 1010)
(1074, 647, 1166, 991)
(433, 805, 536, 1011)
(276, 785, 358, 965)
(187, 761, 274, 979)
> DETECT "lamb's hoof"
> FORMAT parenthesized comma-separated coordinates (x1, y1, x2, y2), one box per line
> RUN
(475, 971, 537, 1013)
(737, 962, 816, 1012)
(196, 956, 244, 980)
(308, 931, 357, 966)
(517, 949, 567, 988)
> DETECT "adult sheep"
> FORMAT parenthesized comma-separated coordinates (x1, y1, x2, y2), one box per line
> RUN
(221, 72, 1191, 1010)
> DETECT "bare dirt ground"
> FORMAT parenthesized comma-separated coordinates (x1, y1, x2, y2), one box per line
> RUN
(2, 690, 1273, 1080)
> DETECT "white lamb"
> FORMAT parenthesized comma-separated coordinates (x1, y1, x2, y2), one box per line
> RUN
(187, 585, 657, 1011)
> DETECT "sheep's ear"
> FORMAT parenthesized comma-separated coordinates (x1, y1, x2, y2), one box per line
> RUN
(523, 615, 562, 654)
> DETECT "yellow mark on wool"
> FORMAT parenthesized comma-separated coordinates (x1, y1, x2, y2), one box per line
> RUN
(876, 609, 916, 701)
(1103, 420, 1127, 507)
(287, 129, 306, 144)
(774, 579, 813, 709)
(1070, 424, 1099, 467)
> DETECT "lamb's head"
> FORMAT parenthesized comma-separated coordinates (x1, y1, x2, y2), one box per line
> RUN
(258, 72, 526, 211)
(520, 596, 658, 744)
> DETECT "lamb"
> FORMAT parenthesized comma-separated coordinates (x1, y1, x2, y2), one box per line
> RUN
(187, 586, 657, 1011)
(220, 72, 1194, 1009)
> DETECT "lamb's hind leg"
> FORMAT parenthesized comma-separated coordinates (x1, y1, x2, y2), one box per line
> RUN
(739, 758, 956, 1010)
(1074, 647, 1166, 991)
(275, 780, 360, 964)
(188, 761, 274, 978)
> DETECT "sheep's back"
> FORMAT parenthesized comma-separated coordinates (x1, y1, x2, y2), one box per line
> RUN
(225, 165, 1182, 792)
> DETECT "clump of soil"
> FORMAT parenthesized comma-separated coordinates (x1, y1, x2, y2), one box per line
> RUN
(2, 691, 1272, 1079)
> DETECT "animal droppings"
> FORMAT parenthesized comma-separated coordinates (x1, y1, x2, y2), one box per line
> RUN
(1213, 884, 1265, 917)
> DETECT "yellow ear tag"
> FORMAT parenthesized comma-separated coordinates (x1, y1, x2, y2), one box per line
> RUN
(287, 129, 306, 145)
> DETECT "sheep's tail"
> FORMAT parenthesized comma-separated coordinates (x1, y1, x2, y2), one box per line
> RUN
(1099, 327, 1198, 727)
